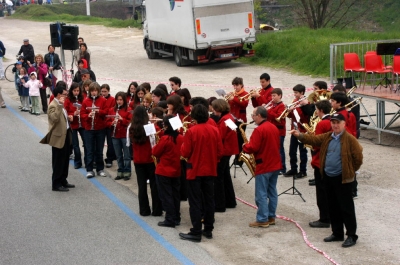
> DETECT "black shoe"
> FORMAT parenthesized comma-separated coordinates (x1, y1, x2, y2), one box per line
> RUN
(324, 234, 344, 242)
(278, 171, 286, 175)
(202, 230, 213, 239)
(63, 183, 75, 188)
(179, 232, 201, 242)
(123, 176, 131, 181)
(115, 175, 124, 180)
(342, 236, 357, 248)
(308, 178, 315, 182)
(74, 165, 82, 169)
(309, 180, 316, 186)
(158, 221, 175, 228)
(105, 163, 112, 168)
(309, 220, 330, 228)
(352, 192, 358, 199)
(52, 186, 69, 192)
(283, 169, 298, 177)
(294, 172, 307, 179)
(215, 208, 226, 213)
(152, 212, 163, 217)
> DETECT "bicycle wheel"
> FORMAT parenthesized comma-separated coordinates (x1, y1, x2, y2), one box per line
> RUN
(5, 64, 15, 82)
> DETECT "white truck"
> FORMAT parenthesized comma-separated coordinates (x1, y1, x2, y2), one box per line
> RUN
(142, 0, 256, 66)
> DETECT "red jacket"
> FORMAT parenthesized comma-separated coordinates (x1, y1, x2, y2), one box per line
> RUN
(217, 113, 239, 156)
(80, 96, 108, 130)
(287, 99, 310, 133)
(127, 93, 135, 106)
(132, 138, 153, 164)
(152, 134, 184, 177)
(336, 107, 357, 138)
(267, 101, 286, 136)
(103, 95, 116, 125)
(106, 107, 132, 139)
(251, 85, 273, 108)
(181, 123, 223, 180)
(206, 117, 217, 127)
(229, 90, 249, 122)
(243, 120, 281, 175)
(311, 115, 332, 169)
(64, 97, 84, 130)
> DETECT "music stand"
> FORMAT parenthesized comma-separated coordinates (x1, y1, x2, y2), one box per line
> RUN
(375, 42, 400, 89)
(230, 157, 247, 178)
(278, 176, 306, 202)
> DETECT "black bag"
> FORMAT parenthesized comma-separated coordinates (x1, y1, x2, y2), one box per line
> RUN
(337, 77, 356, 88)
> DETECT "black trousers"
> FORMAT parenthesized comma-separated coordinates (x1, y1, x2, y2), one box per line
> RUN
(134, 163, 162, 216)
(326, 174, 358, 239)
(52, 130, 72, 189)
(314, 168, 330, 223)
(39, 88, 48, 113)
(156, 174, 181, 225)
(188, 176, 215, 235)
(179, 160, 188, 201)
(234, 123, 246, 165)
(215, 155, 237, 211)
(105, 127, 116, 163)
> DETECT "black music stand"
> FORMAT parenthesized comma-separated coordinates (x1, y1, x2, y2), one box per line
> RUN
(375, 42, 400, 89)
(279, 176, 306, 202)
(230, 158, 247, 178)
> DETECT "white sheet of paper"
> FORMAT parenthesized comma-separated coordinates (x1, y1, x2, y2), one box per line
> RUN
(215, 89, 227, 97)
(169, 115, 183, 131)
(225, 119, 238, 130)
(293, 109, 301, 122)
(144, 123, 156, 136)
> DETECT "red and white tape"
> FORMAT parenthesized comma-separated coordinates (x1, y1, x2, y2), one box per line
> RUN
(235, 196, 340, 265)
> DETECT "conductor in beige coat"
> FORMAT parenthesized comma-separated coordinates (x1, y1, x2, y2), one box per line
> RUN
(40, 85, 74, 191)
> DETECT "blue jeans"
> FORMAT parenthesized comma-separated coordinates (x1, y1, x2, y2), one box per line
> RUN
(280, 136, 286, 172)
(255, 171, 279, 223)
(72, 128, 87, 168)
(289, 134, 308, 173)
(85, 129, 106, 172)
(112, 137, 131, 173)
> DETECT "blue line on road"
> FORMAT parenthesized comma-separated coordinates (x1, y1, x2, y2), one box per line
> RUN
(6, 105, 195, 265)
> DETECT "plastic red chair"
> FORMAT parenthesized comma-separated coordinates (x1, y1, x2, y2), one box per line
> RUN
(392, 56, 400, 92)
(344, 53, 365, 86)
(363, 54, 392, 90)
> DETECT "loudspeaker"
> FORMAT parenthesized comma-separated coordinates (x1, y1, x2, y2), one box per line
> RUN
(49, 23, 64, 47)
(61, 25, 79, 50)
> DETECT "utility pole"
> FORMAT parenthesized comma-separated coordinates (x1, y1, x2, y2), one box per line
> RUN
(86, 0, 90, 16)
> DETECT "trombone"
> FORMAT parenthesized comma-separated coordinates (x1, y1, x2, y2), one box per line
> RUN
(275, 96, 307, 122)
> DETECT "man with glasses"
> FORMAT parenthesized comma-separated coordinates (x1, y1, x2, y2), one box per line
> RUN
(40, 85, 75, 192)
(168, 76, 182, 96)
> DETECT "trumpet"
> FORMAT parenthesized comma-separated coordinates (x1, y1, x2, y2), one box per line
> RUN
(275, 96, 307, 122)
(238, 88, 262, 102)
(263, 100, 274, 109)
(224, 92, 234, 101)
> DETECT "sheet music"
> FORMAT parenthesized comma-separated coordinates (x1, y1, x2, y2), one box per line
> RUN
(144, 123, 156, 136)
(293, 109, 301, 122)
(225, 119, 238, 130)
(169, 115, 183, 131)
(215, 89, 227, 97)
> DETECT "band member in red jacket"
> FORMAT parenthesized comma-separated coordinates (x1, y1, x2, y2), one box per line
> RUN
(212, 99, 239, 212)
(126, 82, 138, 109)
(227, 77, 249, 166)
(189, 97, 218, 127)
(243, 106, 281, 228)
(169, 76, 182, 97)
(152, 115, 184, 228)
(80, 82, 108, 178)
(101, 84, 117, 168)
(129, 106, 162, 217)
(179, 104, 223, 242)
(107, 92, 132, 181)
(308, 100, 332, 228)
(265, 88, 287, 174)
(64, 82, 86, 169)
(251, 73, 274, 108)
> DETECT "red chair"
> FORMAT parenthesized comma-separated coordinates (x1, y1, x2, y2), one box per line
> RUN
(392, 56, 400, 92)
(363, 54, 392, 90)
(344, 53, 365, 86)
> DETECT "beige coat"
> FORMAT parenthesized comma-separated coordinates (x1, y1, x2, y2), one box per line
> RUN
(40, 99, 71, 149)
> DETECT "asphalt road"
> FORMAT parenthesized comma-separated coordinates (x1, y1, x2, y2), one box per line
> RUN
(0, 93, 220, 265)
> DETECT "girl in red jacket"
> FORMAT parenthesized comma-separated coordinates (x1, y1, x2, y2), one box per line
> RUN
(107, 92, 132, 181)
(126, 81, 138, 106)
(152, 115, 184, 227)
(129, 106, 162, 216)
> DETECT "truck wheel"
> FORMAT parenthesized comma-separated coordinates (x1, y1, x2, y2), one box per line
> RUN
(174, 46, 185, 67)
(146, 41, 156, 59)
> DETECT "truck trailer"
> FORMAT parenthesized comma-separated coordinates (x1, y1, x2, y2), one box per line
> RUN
(142, 0, 256, 66)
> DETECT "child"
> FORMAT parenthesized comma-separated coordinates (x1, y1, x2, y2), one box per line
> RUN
(126, 82, 138, 106)
(284, 84, 312, 179)
(18, 68, 30, 112)
(100, 84, 116, 168)
(142, 93, 153, 113)
(265, 88, 287, 174)
(108, 91, 132, 180)
(23, 72, 42, 115)
(152, 115, 184, 227)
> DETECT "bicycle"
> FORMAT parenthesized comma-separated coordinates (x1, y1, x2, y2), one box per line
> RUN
(5, 63, 15, 82)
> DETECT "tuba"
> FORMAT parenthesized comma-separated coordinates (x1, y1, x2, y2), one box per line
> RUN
(237, 122, 256, 179)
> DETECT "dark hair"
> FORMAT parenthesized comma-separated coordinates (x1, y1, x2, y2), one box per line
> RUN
(330, 92, 349, 106)
(313, 81, 328, 90)
(191, 104, 209, 124)
(53, 85, 66, 97)
(115, 91, 128, 111)
(130, 106, 149, 144)
(127, 82, 139, 95)
(55, 81, 67, 90)
(68, 82, 83, 102)
(151, 107, 164, 120)
(47, 44, 54, 51)
(255, 106, 267, 118)
(189, 97, 209, 109)
(163, 114, 179, 143)
(176, 88, 191, 106)
(141, 82, 151, 93)
(260, 73, 270, 81)
(332, 84, 346, 93)
(77, 59, 84, 65)
(271, 88, 282, 96)
(158, 100, 167, 109)
(212, 99, 230, 114)
(169, 76, 182, 87)
(152, 88, 167, 101)
(293, 84, 306, 94)
(207, 97, 217, 106)
(232, 77, 244, 86)
(100, 83, 110, 92)
(89, 82, 101, 93)
(134, 86, 147, 104)
(166, 94, 187, 116)
(315, 100, 332, 114)
(155, 84, 168, 96)
(80, 43, 88, 50)
(78, 37, 84, 42)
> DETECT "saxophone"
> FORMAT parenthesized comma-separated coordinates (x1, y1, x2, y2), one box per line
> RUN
(152, 128, 165, 166)
(238, 122, 256, 178)
(75, 95, 82, 128)
(112, 105, 120, 137)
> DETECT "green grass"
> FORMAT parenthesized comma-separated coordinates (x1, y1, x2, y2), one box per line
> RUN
(241, 28, 399, 77)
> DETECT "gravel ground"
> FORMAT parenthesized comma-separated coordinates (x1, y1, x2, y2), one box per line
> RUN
(1, 18, 400, 265)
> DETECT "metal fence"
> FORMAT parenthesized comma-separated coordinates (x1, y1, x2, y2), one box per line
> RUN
(329, 39, 400, 85)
